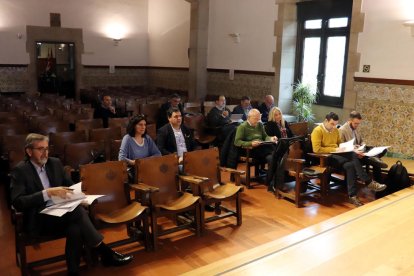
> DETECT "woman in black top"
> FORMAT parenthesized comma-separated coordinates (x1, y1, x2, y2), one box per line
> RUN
(265, 107, 293, 139)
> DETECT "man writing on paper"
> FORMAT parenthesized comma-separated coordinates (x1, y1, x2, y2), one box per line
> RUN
(10, 133, 133, 275)
(234, 109, 277, 185)
(311, 112, 386, 207)
(339, 111, 388, 183)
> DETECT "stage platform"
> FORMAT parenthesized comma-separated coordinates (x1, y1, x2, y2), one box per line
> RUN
(183, 186, 414, 275)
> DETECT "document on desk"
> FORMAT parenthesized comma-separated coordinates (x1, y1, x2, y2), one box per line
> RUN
(364, 146, 390, 157)
(40, 182, 105, 217)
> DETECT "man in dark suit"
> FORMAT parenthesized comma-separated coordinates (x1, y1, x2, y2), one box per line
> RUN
(156, 93, 185, 130)
(157, 108, 196, 163)
(257, 95, 274, 123)
(10, 133, 133, 275)
(206, 95, 237, 146)
(232, 96, 252, 121)
(93, 94, 117, 128)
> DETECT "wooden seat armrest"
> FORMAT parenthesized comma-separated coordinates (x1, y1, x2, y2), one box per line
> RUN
(287, 158, 306, 164)
(219, 167, 245, 186)
(307, 153, 331, 167)
(129, 183, 159, 205)
(219, 167, 245, 175)
(129, 183, 159, 193)
(179, 175, 210, 195)
(179, 175, 209, 185)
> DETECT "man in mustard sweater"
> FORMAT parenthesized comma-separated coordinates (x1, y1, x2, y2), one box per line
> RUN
(311, 112, 386, 207)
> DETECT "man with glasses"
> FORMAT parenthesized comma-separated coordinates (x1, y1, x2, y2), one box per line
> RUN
(339, 111, 388, 183)
(10, 133, 133, 275)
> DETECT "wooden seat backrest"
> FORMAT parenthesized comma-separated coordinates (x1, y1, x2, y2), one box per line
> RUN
(183, 148, 220, 191)
(110, 139, 122, 161)
(136, 154, 179, 206)
(75, 118, 103, 132)
(63, 141, 105, 169)
(1, 134, 27, 156)
(80, 161, 128, 215)
(289, 121, 309, 137)
(139, 103, 160, 124)
(108, 117, 130, 129)
(89, 127, 122, 142)
(49, 131, 87, 159)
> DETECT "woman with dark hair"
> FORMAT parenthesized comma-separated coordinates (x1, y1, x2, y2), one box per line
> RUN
(118, 115, 161, 166)
(265, 107, 293, 139)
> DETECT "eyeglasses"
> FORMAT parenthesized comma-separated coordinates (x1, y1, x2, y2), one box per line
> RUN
(32, 147, 49, 153)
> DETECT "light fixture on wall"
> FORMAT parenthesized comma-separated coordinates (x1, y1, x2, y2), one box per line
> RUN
(113, 38, 122, 46)
(403, 20, 414, 36)
(229, 33, 241, 43)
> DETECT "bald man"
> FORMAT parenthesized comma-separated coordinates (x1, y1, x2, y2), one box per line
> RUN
(234, 109, 277, 185)
(258, 95, 274, 123)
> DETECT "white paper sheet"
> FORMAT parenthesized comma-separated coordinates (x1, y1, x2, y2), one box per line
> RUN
(364, 146, 390, 157)
(331, 138, 355, 153)
(40, 182, 105, 217)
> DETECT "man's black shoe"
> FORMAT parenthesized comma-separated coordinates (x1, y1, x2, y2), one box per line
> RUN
(204, 204, 215, 212)
(101, 251, 133, 267)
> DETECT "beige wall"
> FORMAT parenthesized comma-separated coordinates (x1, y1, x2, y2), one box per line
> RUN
(148, 0, 190, 67)
(208, 0, 277, 72)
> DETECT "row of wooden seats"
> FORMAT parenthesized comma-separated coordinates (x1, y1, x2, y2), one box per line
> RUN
(15, 148, 244, 275)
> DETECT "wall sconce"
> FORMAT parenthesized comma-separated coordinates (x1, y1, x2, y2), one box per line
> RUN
(403, 21, 414, 36)
(113, 38, 122, 46)
(229, 33, 241, 43)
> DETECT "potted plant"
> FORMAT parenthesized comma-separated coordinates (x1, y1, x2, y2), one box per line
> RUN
(292, 81, 317, 122)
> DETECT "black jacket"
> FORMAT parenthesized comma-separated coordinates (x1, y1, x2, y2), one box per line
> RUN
(93, 105, 117, 128)
(219, 127, 239, 169)
(10, 157, 73, 234)
(156, 123, 196, 155)
(265, 121, 293, 139)
(206, 106, 232, 127)
(156, 102, 185, 130)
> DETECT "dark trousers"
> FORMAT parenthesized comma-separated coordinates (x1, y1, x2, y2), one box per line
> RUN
(39, 206, 103, 273)
(328, 152, 370, 197)
(250, 144, 275, 175)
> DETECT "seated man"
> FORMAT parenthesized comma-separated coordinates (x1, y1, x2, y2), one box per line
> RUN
(157, 107, 196, 163)
(311, 112, 387, 207)
(234, 109, 277, 184)
(339, 111, 388, 183)
(258, 95, 275, 123)
(93, 94, 117, 128)
(232, 96, 252, 121)
(10, 133, 133, 275)
(206, 95, 237, 146)
(156, 93, 185, 130)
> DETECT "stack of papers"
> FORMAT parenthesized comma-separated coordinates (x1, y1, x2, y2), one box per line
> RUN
(330, 139, 390, 156)
(331, 139, 355, 153)
(40, 182, 105, 217)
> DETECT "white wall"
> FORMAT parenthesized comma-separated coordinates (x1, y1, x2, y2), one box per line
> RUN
(147, 0, 190, 67)
(208, 0, 277, 72)
(0, 0, 149, 66)
(356, 0, 414, 80)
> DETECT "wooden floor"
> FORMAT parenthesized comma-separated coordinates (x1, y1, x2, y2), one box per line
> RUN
(186, 186, 414, 275)
(0, 170, 375, 276)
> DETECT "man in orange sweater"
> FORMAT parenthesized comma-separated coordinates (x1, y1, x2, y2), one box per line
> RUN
(311, 112, 386, 207)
